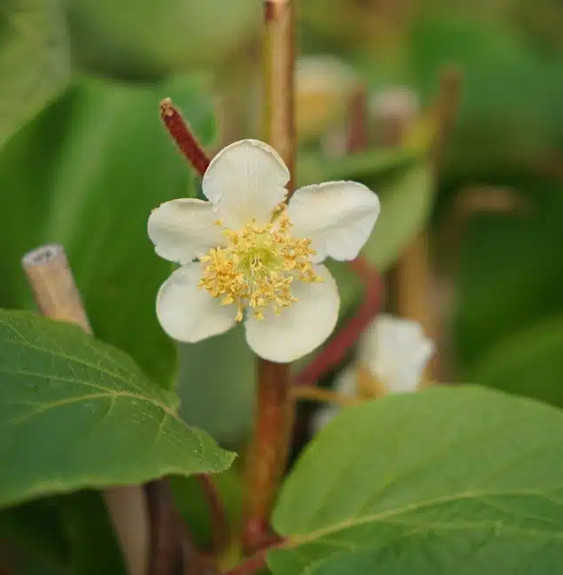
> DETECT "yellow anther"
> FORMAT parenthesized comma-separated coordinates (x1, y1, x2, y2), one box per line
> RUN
(198, 209, 320, 321)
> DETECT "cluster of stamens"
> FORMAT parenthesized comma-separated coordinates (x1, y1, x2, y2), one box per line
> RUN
(198, 207, 320, 321)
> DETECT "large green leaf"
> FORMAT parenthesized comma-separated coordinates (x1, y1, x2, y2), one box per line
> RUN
(362, 161, 433, 271)
(0, 0, 71, 147)
(0, 74, 214, 386)
(269, 386, 563, 575)
(0, 310, 234, 509)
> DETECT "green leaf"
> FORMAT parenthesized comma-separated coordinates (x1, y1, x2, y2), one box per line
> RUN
(362, 161, 433, 271)
(470, 315, 563, 410)
(269, 386, 563, 575)
(409, 17, 563, 177)
(0, 310, 234, 509)
(0, 74, 215, 386)
(454, 178, 563, 368)
(0, 0, 71, 147)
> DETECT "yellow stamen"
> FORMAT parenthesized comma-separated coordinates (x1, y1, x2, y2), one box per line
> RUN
(198, 208, 320, 320)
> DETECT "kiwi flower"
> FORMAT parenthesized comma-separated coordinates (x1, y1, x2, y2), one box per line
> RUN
(148, 139, 380, 363)
(314, 314, 435, 429)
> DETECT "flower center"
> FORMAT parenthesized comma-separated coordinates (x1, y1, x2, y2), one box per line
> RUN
(198, 208, 320, 321)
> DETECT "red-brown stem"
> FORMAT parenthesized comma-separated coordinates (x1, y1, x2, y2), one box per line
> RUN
(243, 361, 292, 549)
(160, 98, 210, 176)
(196, 474, 230, 554)
(293, 257, 383, 387)
(242, 0, 296, 552)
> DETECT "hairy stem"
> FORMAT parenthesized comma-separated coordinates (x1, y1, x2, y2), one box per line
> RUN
(242, 0, 296, 552)
(160, 98, 210, 175)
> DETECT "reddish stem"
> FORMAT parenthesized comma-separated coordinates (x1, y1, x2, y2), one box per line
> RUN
(242, 361, 292, 550)
(196, 474, 230, 554)
(293, 257, 383, 387)
(160, 98, 210, 176)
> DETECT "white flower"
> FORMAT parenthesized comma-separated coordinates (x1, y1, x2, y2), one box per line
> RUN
(313, 315, 434, 430)
(358, 314, 435, 394)
(148, 139, 380, 363)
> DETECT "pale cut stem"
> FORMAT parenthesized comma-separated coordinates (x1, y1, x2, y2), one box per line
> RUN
(22, 244, 150, 575)
(242, 0, 296, 552)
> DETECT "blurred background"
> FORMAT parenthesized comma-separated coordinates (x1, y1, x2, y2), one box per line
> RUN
(1, 0, 563, 571)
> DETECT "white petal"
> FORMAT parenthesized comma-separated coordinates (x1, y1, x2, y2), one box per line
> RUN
(359, 314, 434, 393)
(288, 181, 380, 263)
(202, 139, 290, 228)
(244, 265, 339, 363)
(156, 264, 237, 343)
(148, 199, 226, 264)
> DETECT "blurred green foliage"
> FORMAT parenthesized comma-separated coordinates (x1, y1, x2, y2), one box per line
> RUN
(1, 0, 563, 572)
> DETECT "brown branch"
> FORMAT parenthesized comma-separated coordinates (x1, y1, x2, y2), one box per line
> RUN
(293, 256, 383, 387)
(196, 474, 230, 554)
(160, 98, 210, 176)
